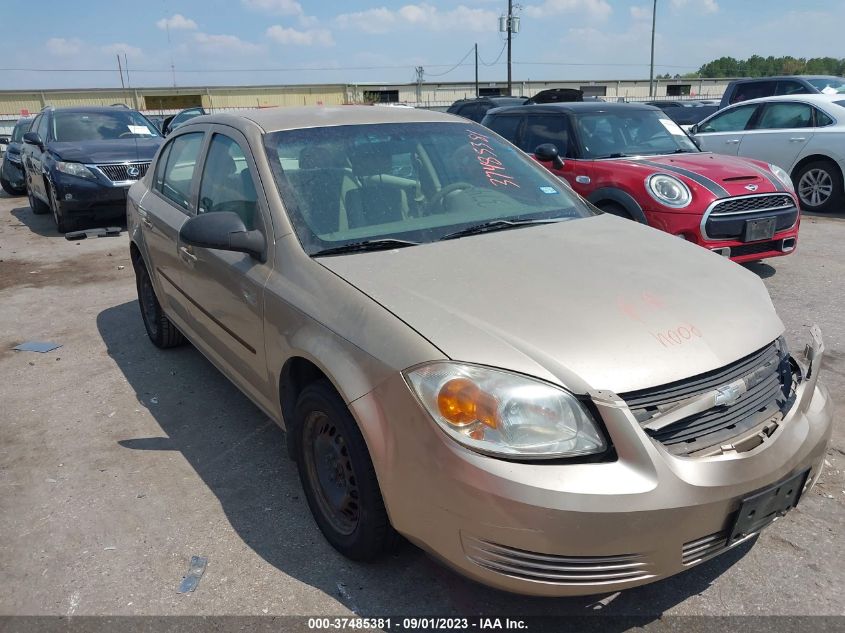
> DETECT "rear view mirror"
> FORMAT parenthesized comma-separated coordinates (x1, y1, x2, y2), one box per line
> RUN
(534, 143, 565, 169)
(23, 131, 43, 149)
(180, 211, 266, 261)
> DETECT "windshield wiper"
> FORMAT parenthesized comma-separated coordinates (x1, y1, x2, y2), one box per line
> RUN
(312, 238, 420, 256)
(439, 218, 566, 241)
(670, 148, 696, 154)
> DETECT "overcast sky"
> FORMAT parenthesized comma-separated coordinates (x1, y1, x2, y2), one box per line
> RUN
(0, 0, 843, 90)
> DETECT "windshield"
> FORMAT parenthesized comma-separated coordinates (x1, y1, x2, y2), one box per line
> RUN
(52, 110, 161, 142)
(264, 122, 593, 255)
(11, 120, 32, 142)
(573, 110, 699, 159)
(807, 78, 845, 94)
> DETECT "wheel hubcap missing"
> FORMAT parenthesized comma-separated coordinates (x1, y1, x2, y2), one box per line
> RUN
(305, 411, 359, 535)
(798, 169, 833, 207)
(139, 273, 159, 336)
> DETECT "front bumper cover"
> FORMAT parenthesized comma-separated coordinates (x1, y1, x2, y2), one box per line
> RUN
(352, 327, 833, 596)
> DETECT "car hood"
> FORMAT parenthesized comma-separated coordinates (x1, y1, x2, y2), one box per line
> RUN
(318, 214, 783, 394)
(617, 153, 787, 200)
(47, 138, 162, 164)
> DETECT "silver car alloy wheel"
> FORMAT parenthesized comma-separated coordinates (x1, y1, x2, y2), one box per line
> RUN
(798, 168, 834, 208)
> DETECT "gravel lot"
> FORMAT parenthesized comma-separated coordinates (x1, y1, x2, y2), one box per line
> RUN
(0, 191, 843, 622)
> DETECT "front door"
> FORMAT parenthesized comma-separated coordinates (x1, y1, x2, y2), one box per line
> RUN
(176, 127, 275, 412)
(694, 103, 760, 156)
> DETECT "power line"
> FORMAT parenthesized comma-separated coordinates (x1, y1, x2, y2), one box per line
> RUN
(478, 42, 507, 67)
(425, 46, 477, 77)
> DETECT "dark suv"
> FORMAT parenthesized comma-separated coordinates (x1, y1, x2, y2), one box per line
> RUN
(720, 75, 845, 108)
(21, 106, 163, 232)
(1, 117, 33, 195)
(447, 96, 528, 122)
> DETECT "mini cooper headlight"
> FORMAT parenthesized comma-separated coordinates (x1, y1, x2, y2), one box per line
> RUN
(56, 161, 96, 180)
(404, 362, 606, 459)
(646, 173, 692, 208)
(768, 163, 795, 191)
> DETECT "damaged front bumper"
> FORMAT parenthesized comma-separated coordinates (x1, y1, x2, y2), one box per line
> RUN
(352, 327, 833, 596)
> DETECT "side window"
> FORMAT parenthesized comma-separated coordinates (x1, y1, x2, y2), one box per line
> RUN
(153, 142, 173, 191)
(36, 114, 50, 142)
(520, 115, 575, 158)
(698, 105, 758, 133)
(776, 80, 811, 96)
(458, 103, 481, 122)
(29, 115, 42, 140)
(198, 134, 258, 230)
(756, 103, 813, 129)
(814, 108, 834, 127)
(484, 115, 522, 143)
(158, 132, 204, 210)
(730, 81, 776, 104)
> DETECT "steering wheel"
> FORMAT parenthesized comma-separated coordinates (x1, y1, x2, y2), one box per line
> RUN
(428, 181, 474, 213)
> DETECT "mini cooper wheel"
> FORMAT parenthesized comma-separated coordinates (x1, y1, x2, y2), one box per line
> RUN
(795, 160, 843, 213)
(135, 262, 185, 348)
(295, 380, 397, 560)
(49, 184, 77, 233)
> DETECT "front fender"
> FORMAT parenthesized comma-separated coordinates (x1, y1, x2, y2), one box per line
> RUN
(587, 187, 649, 224)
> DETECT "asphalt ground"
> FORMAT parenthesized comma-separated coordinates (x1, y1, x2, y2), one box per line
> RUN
(0, 191, 843, 626)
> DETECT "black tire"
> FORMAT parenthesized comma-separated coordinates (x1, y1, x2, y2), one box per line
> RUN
(1, 176, 25, 196)
(27, 184, 50, 215)
(295, 380, 397, 561)
(48, 183, 77, 233)
(599, 201, 634, 220)
(794, 160, 844, 213)
(135, 261, 185, 348)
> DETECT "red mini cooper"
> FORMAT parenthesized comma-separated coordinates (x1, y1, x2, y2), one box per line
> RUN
(481, 102, 800, 262)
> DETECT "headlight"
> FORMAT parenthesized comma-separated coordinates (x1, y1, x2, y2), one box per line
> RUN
(646, 173, 692, 208)
(56, 161, 95, 179)
(404, 362, 607, 459)
(768, 163, 794, 191)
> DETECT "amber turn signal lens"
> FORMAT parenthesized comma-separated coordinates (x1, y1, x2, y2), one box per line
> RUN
(437, 378, 499, 428)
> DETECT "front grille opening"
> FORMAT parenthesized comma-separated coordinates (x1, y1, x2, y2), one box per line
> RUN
(621, 339, 798, 457)
(462, 536, 653, 585)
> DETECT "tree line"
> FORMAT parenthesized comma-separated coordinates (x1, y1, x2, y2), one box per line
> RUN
(690, 55, 845, 78)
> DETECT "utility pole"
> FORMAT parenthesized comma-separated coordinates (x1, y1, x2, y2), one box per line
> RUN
(475, 43, 479, 97)
(116, 54, 125, 89)
(649, 0, 657, 97)
(415, 66, 424, 104)
(507, 0, 513, 96)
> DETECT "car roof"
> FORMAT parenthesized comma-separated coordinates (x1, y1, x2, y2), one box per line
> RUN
(723, 94, 845, 107)
(44, 106, 142, 114)
(730, 75, 840, 82)
(184, 105, 460, 133)
(485, 102, 660, 116)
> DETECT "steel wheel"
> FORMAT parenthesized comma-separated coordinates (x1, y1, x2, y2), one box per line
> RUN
(303, 410, 360, 536)
(798, 168, 833, 208)
(138, 268, 160, 339)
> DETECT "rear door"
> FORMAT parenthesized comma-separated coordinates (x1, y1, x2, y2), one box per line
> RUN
(176, 127, 275, 411)
(737, 101, 814, 170)
(141, 128, 206, 329)
(26, 114, 51, 200)
(694, 103, 760, 155)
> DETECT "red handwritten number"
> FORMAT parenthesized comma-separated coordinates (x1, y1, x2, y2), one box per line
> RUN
(652, 325, 702, 348)
(467, 130, 520, 188)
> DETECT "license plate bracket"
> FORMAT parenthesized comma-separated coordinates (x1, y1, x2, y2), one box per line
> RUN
(743, 217, 776, 242)
(727, 469, 809, 546)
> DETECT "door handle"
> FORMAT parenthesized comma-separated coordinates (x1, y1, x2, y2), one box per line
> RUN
(789, 137, 806, 142)
(138, 208, 153, 228)
(725, 139, 740, 145)
(179, 246, 197, 263)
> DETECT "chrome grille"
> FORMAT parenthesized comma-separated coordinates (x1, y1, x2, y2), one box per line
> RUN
(463, 536, 652, 585)
(96, 162, 150, 182)
(682, 531, 730, 564)
(621, 340, 793, 456)
(710, 194, 794, 215)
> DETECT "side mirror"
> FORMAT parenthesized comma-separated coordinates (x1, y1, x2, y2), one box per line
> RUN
(688, 124, 698, 135)
(23, 131, 43, 148)
(179, 211, 266, 262)
(534, 143, 565, 169)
